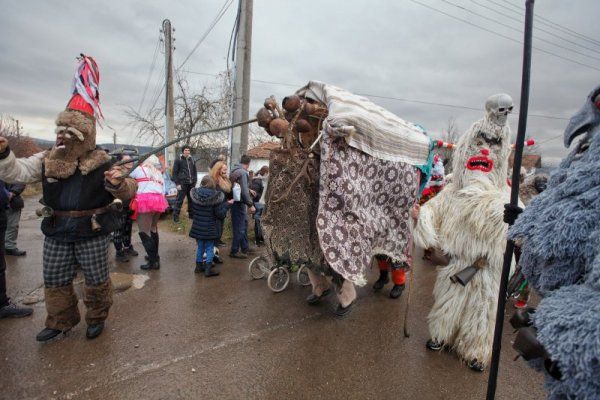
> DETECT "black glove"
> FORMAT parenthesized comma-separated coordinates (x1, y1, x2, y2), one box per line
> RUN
(504, 203, 523, 224)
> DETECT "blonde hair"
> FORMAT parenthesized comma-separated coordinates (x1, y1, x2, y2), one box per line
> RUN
(210, 161, 231, 192)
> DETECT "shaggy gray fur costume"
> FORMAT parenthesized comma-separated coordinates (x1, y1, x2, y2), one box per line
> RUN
(508, 85, 600, 399)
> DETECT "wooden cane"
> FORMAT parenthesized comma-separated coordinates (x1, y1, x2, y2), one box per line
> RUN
(403, 265, 415, 338)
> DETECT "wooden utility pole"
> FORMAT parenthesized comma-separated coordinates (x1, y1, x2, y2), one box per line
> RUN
(230, 0, 253, 167)
(163, 19, 176, 168)
(15, 120, 20, 136)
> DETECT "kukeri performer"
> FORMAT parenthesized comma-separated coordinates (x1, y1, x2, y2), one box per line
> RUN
(412, 94, 519, 371)
(0, 55, 136, 341)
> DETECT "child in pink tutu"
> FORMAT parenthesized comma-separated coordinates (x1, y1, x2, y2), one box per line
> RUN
(130, 155, 168, 270)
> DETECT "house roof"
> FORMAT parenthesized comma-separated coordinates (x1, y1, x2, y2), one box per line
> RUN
(247, 141, 280, 159)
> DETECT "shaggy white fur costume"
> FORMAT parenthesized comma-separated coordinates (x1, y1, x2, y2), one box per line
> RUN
(413, 111, 516, 368)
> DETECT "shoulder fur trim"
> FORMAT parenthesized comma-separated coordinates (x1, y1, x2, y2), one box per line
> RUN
(44, 158, 78, 179)
(78, 149, 111, 175)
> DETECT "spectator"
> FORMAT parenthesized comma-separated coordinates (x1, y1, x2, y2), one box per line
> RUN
(209, 161, 233, 253)
(189, 176, 227, 277)
(228, 155, 255, 259)
(130, 155, 168, 270)
(250, 167, 268, 246)
(209, 154, 227, 170)
(4, 182, 26, 256)
(172, 146, 197, 223)
(0, 180, 32, 318)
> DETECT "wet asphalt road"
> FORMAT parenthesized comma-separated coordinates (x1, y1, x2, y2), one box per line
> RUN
(0, 197, 546, 400)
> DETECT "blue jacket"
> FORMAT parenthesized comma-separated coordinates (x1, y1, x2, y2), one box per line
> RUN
(0, 180, 10, 209)
(189, 187, 226, 240)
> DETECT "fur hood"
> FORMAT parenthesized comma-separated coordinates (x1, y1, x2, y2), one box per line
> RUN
(44, 148, 111, 180)
(191, 187, 224, 206)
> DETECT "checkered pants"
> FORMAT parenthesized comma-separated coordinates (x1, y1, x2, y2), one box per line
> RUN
(43, 235, 111, 288)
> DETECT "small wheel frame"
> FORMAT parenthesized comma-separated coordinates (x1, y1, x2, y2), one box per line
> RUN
(249, 256, 270, 280)
(267, 267, 290, 292)
(297, 265, 311, 286)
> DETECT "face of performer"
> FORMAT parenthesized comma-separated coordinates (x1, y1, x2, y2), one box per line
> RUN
(54, 124, 86, 156)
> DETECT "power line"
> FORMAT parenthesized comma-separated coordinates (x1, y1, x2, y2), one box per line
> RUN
(177, 0, 234, 71)
(182, 69, 570, 121)
(502, 0, 600, 47)
(407, 0, 600, 72)
(437, 0, 600, 62)
(473, 0, 600, 55)
(138, 35, 162, 114)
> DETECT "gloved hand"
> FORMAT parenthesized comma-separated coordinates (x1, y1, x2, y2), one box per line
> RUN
(504, 203, 523, 224)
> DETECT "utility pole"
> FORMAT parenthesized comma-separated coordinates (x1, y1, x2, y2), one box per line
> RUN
(113, 131, 117, 146)
(230, 0, 253, 167)
(163, 19, 176, 169)
(15, 120, 20, 136)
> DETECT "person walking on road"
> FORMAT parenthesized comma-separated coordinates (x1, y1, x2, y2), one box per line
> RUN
(172, 146, 197, 223)
(3, 181, 27, 256)
(229, 155, 255, 259)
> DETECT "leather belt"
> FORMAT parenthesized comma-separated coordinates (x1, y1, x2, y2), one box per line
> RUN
(52, 206, 111, 218)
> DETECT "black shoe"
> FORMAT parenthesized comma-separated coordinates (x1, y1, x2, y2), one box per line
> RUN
(306, 288, 332, 305)
(334, 301, 355, 317)
(125, 246, 139, 257)
(115, 251, 129, 263)
(194, 262, 205, 274)
(204, 263, 219, 277)
(229, 252, 248, 259)
(36, 327, 63, 342)
(0, 301, 33, 318)
(141, 261, 160, 270)
(5, 248, 26, 256)
(213, 254, 223, 264)
(468, 359, 484, 372)
(86, 322, 105, 340)
(389, 284, 405, 299)
(426, 339, 445, 351)
(373, 270, 390, 291)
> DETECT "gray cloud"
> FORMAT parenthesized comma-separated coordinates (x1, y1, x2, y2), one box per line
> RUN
(1, 0, 598, 163)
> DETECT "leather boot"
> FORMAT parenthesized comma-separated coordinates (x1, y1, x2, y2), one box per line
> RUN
(195, 262, 205, 274)
(139, 232, 159, 270)
(373, 269, 389, 291)
(151, 231, 161, 268)
(204, 263, 219, 277)
(83, 280, 113, 339)
(39, 285, 81, 341)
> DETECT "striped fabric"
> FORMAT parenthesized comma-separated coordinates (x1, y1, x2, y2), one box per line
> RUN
(296, 81, 431, 166)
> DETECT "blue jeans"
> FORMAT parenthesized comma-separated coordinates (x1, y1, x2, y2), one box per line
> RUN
(230, 202, 248, 255)
(196, 239, 214, 264)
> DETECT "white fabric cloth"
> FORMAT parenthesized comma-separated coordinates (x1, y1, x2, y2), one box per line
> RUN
(296, 81, 431, 166)
(130, 166, 164, 194)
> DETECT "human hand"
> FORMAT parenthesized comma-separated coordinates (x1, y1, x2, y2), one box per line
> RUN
(249, 189, 257, 197)
(8, 192, 14, 200)
(249, 206, 256, 214)
(227, 199, 234, 204)
(411, 204, 420, 220)
(176, 185, 182, 191)
(0, 136, 8, 152)
(104, 166, 126, 186)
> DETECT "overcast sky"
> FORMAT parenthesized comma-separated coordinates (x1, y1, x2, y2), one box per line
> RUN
(1, 0, 598, 165)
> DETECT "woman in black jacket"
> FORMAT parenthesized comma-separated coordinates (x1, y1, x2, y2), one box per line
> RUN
(189, 176, 227, 277)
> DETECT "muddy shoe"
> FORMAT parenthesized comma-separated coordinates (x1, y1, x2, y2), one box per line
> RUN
(373, 270, 389, 291)
(229, 252, 247, 259)
(468, 359, 484, 372)
(334, 301, 355, 317)
(86, 322, 105, 340)
(36, 327, 64, 342)
(204, 263, 219, 277)
(125, 246, 139, 257)
(306, 288, 332, 305)
(115, 251, 129, 263)
(389, 284, 405, 299)
(140, 261, 160, 270)
(0, 301, 33, 318)
(194, 262, 205, 274)
(426, 339, 445, 351)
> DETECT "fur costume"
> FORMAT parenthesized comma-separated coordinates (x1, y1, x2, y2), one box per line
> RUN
(413, 94, 517, 369)
(0, 55, 136, 339)
(508, 85, 600, 399)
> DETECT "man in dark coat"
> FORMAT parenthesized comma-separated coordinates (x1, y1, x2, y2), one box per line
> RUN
(4, 181, 26, 256)
(229, 155, 255, 258)
(172, 146, 197, 223)
(0, 181, 33, 319)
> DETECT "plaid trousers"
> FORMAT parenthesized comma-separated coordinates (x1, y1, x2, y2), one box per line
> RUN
(43, 234, 111, 288)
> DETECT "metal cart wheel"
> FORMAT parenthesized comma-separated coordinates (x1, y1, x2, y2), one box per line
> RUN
(297, 265, 311, 286)
(249, 256, 270, 280)
(267, 267, 290, 293)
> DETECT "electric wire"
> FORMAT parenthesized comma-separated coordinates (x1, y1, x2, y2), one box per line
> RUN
(182, 69, 570, 121)
(138, 35, 162, 114)
(438, 0, 600, 62)
(407, 0, 600, 72)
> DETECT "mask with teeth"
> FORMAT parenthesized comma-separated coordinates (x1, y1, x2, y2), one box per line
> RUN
(44, 109, 97, 179)
(453, 97, 513, 190)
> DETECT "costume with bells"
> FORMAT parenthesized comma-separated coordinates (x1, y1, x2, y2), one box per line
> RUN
(0, 55, 136, 341)
(413, 93, 519, 371)
(508, 85, 600, 399)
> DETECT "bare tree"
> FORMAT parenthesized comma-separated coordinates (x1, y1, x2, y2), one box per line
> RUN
(0, 114, 41, 157)
(436, 117, 461, 173)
